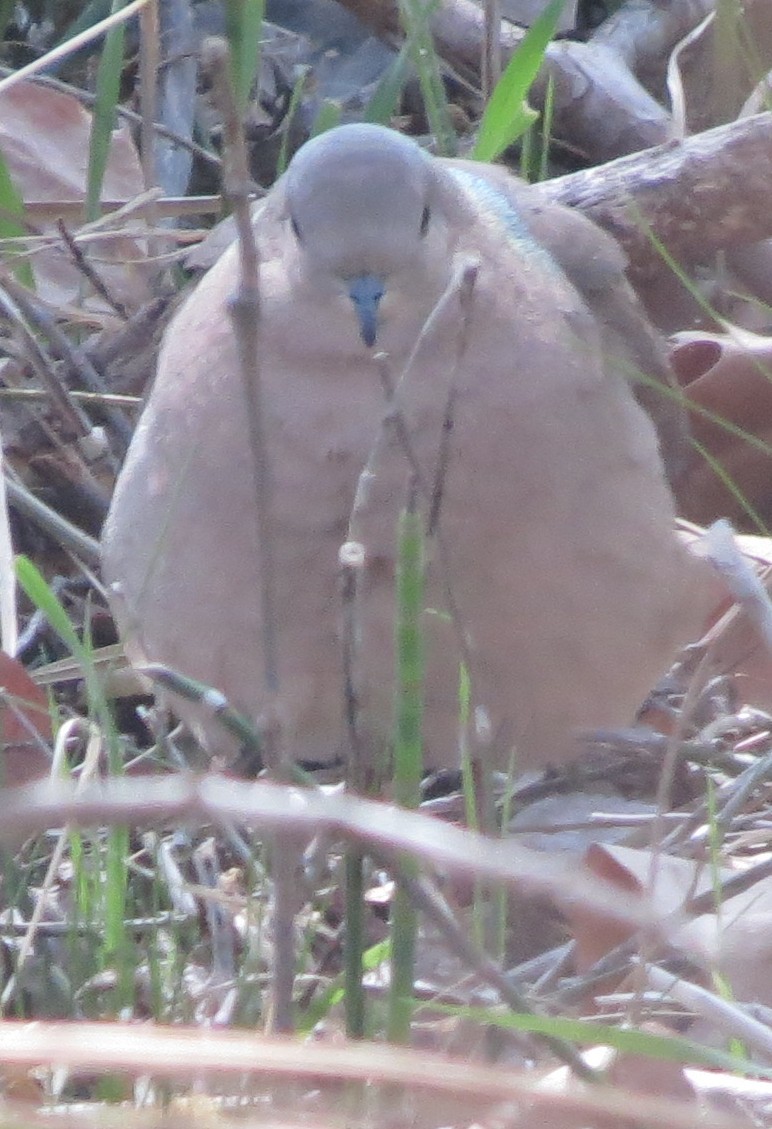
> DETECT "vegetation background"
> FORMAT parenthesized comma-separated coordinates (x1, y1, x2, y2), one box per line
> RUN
(0, 1, 771, 1126)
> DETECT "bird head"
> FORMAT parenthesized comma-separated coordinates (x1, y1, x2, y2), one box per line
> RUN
(283, 124, 448, 347)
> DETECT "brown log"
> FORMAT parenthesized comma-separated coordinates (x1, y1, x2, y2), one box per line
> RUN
(535, 112, 772, 283)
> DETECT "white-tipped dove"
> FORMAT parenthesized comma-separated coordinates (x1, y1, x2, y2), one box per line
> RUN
(102, 124, 719, 773)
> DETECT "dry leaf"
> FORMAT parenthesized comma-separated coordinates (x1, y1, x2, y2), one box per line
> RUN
(672, 328, 772, 528)
(567, 843, 734, 973)
(0, 651, 51, 788)
(0, 80, 152, 311)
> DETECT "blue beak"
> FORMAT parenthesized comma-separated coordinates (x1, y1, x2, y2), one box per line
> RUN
(348, 275, 385, 348)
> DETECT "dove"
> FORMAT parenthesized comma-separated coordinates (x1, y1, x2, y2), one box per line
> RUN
(101, 123, 719, 776)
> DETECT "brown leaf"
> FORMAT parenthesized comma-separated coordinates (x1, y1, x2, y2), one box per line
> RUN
(672, 329, 772, 528)
(0, 651, 51, 788)
(0, 80, 152, 312)
(567, 843, 734, 974)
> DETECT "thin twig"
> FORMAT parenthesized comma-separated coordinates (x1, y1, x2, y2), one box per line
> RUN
(351, 258, 480, 680)
(1, 719, 103, 1012)
(204, 38, 278, 714)
(482, 0, 502, 100)
(635, 535, 747, 1018)
(2, 272, 132, 453)
(0, 388, 140, 409)
(0, 0, 154, 98)
(138, 0, 161, 203)
(4, 475, 102, 565)
(700, 518, 772, 656)
(0, 775, 676, 932)
(55, 218, 129, 321)
(645, 963, 772, 1062)
(371, 262, 496, 766)
(401, 871, 600, 1081)
(338, 541, 366, 778)
(555, 855, 772, 1008)
(0, 1019, 751, 1129)
(0, 283, 102, 447)
(661, 745, 772, 854)
(202, 35, 293, 1038)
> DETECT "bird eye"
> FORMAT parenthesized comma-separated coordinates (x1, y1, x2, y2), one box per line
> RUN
(420, 204, 431, 237)
(290, 213, 303, 242)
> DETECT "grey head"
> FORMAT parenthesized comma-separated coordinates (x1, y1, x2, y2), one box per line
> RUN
(283, 124, 439, 347)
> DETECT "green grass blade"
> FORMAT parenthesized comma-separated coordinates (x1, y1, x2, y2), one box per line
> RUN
(518, 121, 535, 178)
(473, 0, 565, 162)
(86, 5, 126, 223)
(0, 148, 35, 289)
(225, 0, 265, 117)
(387, 868, 417, 1043)
(310, 100, 343, 138)
(365, 45, 412, 125)
(631, 204, 772, 533)
(429, 1004, 771, 1076)
(16, 556, 86, 661)
(691, 440, 770, 534)
(712, 0, 744, 123)
(457, 663, 488, 952)
(458, 663, 476, 828)
(537, 71, 555, 181)
(276, 68, 310, 176)
(0, 0, 15, 38)
(301, 940, 391, 1034)
(57, 1, 111, 45)
(393, 505, 424, 811)
(387, 504, 425, 1044)
(631, 201, 731, 329)
(398, 0, 457, 156)
(15, 556, 121, 765)
(16, 557, 130, 1010)
(344, 848, 366, 1038)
